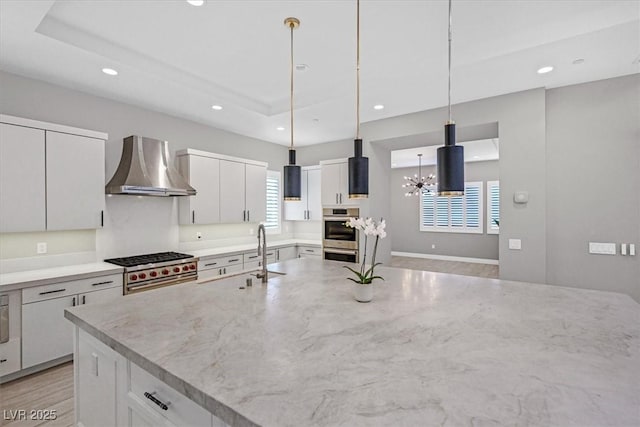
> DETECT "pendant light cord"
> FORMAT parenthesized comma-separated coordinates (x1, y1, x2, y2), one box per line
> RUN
(290, 22, 295, 149)
(448, 0, 452, 123)
(356, 0, 360, 140)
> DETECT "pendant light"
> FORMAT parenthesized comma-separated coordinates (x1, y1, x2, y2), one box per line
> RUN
(283, 17, 302, 201)
(402, 154, 435, 196)
(436, 0, 464, 196)
(348, 0, 369, 199)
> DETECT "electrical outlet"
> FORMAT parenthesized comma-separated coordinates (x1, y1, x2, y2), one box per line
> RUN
(37, 242, 47, 254)
(508, 239, 522, 250)
(431, 244, 436, 249)
(196, 232, 202, 240)
(249, 228, 254, 235)
(588, 242, 616, 255)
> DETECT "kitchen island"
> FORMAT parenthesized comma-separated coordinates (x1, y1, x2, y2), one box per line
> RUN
(64, 258, 640, 427)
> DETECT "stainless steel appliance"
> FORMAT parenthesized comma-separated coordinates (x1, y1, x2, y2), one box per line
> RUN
(323, 208, 359, 263)
(105, 135, 196, 196)
(0, 294, 9, 344)
(104, 252, 198, 294)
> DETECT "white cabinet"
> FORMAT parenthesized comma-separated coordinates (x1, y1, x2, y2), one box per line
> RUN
(76, 331, 119, 427)
(46, 131, 105, 230)
(219, 160, 267, 224)
(297, 246, 322, 258)
(275, 246, 297, 263)
(0, 123, 46, 232)
(198, 254, 244, 280)
(0, 116, 107, 233)
(321, 160, 358, 207)
(244, 163, 266, 223)
(22, 275, 122, 369)
(177, 154, 220, 225)
(284, 166, 321, 221)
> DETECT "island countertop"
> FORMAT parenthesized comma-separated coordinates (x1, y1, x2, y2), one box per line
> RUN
(65, 259, 640, 427)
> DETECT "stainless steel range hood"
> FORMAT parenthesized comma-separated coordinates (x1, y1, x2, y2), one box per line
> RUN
(105, 135, 196, 196)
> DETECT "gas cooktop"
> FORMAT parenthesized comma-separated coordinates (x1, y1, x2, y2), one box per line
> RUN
(104, 251, 194, 268)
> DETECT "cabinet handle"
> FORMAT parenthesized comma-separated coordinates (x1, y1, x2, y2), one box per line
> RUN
(276, 250, 280, 261)
(82, 295, 86, 305)
(247, 210, 250, 222)
(101, 210, 104, 228)
(72, 297, 76, 307)
(218, 268, 222, 275)
(243, 210, 246, 222)
(39, 288, 66, 295)
(305, 249, 314, 252)
(91, 280, 113, 287)
(340, 193, 343, 204)
(192, 210, 195, 224)
(204, 262, 218, 267)
(248, 255, 258, 259)
(336, 193, 338, 204)
(228, 258, 239, 263)
(144, 392, 170, 411)
(223, 267, 227, 274)
(0, 359, 7, 364)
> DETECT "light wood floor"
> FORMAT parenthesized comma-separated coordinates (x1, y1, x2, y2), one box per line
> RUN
(0, 362, 74, 427)
(0, 258, 495, 427)
(389, 256, 499, 279)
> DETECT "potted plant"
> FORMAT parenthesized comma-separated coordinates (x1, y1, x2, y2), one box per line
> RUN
(344, 217, 386, 302)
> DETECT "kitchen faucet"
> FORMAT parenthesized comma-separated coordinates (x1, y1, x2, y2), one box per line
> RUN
(256, 224, 268, 283)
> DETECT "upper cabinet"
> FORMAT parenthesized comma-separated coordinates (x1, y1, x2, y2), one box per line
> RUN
(0, 115, 107, 233)
(177, 149, 267, 225)
(320, 160, 359, 207)
(284, 165, 321, 221)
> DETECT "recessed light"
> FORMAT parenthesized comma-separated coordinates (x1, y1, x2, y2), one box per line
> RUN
(295, 64, 309, 72)
(313, 118, 320, 122)
(187, 0, 204, 6)
(102, 68, 118, 76)
(572, 58, 585, 65)
(537, 66, 554, 74)
(373, 104, 384, 110)
(211, 105, 223, 110)
(276, 126, 285, 131)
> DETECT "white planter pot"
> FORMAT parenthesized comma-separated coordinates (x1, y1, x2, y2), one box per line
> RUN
(353, 283, 373, 303)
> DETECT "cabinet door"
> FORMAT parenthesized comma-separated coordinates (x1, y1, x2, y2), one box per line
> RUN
(219, 160, 245, 223)
(244, 164, 266, 223)
(22, 295, 75, 368)
(0, 123, 46, 232)
(306, 168, 322, 220)
(77, 333, 118, 427)
(79, 286, 123, 306)
(46, 131, 105, 230)
(276, 246, 297, 262)
(179, 155, 220, 225)
(284, 170, 306, 221)
(321, 163, 341, 206)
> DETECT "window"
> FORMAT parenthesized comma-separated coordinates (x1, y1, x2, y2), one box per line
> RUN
(420, 182, 483, 233)
(487, 180, 500, 234)
(264, 171, 280, 232)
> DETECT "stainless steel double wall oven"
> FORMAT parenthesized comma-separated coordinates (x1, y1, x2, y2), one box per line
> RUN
(323, 208, 359, 263)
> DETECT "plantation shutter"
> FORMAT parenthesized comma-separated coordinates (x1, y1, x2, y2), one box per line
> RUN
(420, 182, 483, 234)
(487, 180, 500, 234)
(264, 171, 280, 230)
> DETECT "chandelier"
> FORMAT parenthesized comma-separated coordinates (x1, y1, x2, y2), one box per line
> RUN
(403, 154, 435, 196)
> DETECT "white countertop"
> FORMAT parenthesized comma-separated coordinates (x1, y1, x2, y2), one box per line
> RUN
(188, 239, 321, 258)
(65, 259, 640, 427)
(0, 262, 124, 291)
(0, 239, 321, 292)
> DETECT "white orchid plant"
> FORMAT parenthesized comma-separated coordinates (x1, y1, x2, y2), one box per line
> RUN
(344, 217, 387, 285)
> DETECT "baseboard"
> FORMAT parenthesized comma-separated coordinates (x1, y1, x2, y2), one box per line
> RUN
(0, 354, 73, 384)
(391, 251, 499, 265)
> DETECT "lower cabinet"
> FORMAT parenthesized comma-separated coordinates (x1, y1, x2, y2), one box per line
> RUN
(75, 328, 228, 427)
(0, 290, 21, 377)
(275, 246, 297, 263)
(198, 254, 244, 280)
(297, 246, 322, 258)
(21, 274, 122, 369)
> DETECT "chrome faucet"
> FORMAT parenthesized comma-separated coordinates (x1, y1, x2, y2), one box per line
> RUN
(256, 224, 268, 283)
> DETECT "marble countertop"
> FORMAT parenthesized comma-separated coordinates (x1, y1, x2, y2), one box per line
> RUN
(188, 239, 321, 258)
(65, 259, 640, 427)
(0, 262, 123, 291)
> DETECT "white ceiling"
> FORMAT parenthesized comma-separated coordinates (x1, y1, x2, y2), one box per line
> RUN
(391, 138, 499, 168)
(1, 1, 638, 146)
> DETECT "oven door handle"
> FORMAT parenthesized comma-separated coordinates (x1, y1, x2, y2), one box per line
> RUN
(324, 248, 358, 255)
(323, 217, 352, 222)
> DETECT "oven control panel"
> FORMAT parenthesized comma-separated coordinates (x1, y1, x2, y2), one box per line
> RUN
(128, 262, 197, 283)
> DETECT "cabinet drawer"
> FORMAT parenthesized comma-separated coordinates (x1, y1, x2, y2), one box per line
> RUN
(243, 251, 275, 264)
(199, 255, 242, 272)
(0, 338, 21, 376)
(23, 274, 122, 304)
(298, 246, 321, 256)
(130, 362, 211, 427)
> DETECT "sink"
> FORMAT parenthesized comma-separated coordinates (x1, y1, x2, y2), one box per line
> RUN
(198, 269, 285, 285)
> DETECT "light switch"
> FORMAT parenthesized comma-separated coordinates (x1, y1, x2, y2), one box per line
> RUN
(588, 242, 616, 255)
(37, 242, 47, 254)
(508, 239, 522, 250)
(513, 191, 529, 204)
(630, 244, 636, 256)
(621, 243, 627, 255)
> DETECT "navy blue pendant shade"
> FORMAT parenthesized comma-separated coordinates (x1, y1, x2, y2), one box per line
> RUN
(436, 123, 464, 196)
(348, 139, 369, 199)
(283, 149, 301, 201)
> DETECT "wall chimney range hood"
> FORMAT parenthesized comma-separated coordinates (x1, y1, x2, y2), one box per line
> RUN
(105, 135, 196, 196)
